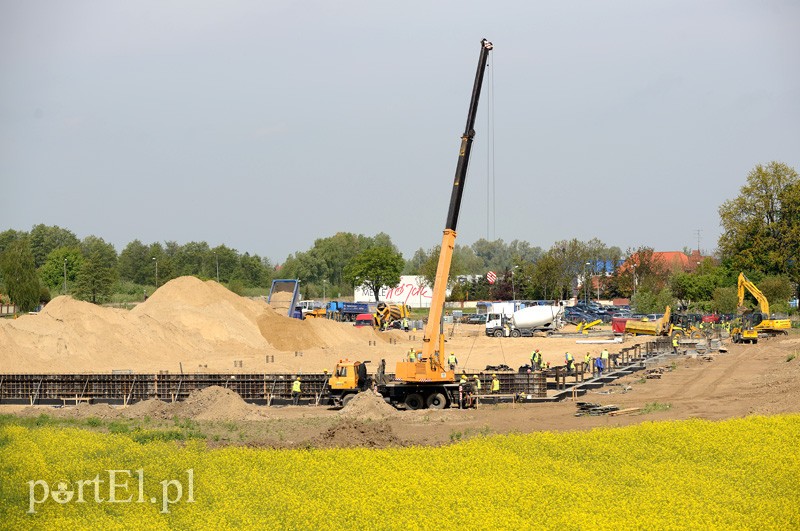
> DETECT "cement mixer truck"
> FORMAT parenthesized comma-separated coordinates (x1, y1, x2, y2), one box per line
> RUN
(486, 304, 565, 337)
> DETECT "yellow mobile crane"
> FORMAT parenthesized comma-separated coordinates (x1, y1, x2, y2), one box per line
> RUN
(733, 272, 791, 343)
(325, 39, 493, 410)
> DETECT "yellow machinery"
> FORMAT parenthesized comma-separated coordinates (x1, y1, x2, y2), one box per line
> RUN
(373, 302, 410, 329)
(736, 272, 791, 339)
(395, 39, 493, 385)
(576, 319, 602, 332)
(324, 40, 493, 410)
(624, 306, 672, 336)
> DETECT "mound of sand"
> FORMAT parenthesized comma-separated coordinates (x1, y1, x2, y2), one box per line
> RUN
(0, 276, 385, 373)
(176, 386, 254, 421)
(338, 390, 398, 420)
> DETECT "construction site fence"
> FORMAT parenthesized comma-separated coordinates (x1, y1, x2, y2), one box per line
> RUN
(0, 339, 672, 406)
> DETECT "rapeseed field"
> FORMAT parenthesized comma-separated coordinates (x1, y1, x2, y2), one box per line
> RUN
(1, 415, 798, 530)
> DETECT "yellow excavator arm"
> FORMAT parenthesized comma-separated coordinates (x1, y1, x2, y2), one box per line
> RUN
(737, 273, 770, 315)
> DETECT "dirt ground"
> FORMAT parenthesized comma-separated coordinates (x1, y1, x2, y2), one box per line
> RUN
(1, 277, 798, 448)
(2, 335, 798, 448)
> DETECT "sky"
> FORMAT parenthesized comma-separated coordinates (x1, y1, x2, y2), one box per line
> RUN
(1, 1, 798, 264)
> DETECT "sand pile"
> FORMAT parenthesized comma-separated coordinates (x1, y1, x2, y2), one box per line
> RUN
(338, 390, 398, 420)
(175, 386, 255, 420)
(0, 276, 384, 373)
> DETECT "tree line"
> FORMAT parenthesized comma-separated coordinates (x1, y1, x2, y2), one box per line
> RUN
(1, 162, 798, 314)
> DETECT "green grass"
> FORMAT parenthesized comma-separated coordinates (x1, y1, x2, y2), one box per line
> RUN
(640, 402, 672, 414)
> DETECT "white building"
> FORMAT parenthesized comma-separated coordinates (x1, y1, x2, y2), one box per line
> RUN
(354, 275, 451, 308)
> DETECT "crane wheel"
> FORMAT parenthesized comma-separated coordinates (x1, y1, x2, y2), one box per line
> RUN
(426, 392, 447, 409)
(404, 393, 424, 410)
(690, 330, 704, 339)
(341, 393, 356, 407)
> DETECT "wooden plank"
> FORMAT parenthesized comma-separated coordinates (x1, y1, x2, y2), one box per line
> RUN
(608, 407, 641, 417)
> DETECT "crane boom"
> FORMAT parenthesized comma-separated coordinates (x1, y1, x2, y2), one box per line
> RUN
(396, 39, 493, 384)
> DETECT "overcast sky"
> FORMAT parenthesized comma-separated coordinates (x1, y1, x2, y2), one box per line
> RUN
(2, 1, 798, 263)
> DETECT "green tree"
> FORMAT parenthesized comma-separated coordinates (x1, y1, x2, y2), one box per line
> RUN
(751, 275, 793, 315)
(38, 247, 83, 294)
(0, 238, 42, 311)
(118, 240, 151, 284)
(29, 224, 79, 268)
(0, 229, 25, 255)
(712, 286, 739, 314)
(73, 236, 118, 304)
(718, 162, 800, 292)
(344, 246, 404, 302)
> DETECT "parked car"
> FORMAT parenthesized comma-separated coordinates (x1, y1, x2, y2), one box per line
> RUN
(466, 314, 488, 325)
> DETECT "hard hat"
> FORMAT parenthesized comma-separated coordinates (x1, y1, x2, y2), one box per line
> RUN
(492, 373, 497, 376)
(473, 375, 479, 379)
(296, 376, 301, 380)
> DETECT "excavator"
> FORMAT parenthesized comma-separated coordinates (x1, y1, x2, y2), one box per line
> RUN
(325, 39, 493, 410)
(732, 272, 791, 343)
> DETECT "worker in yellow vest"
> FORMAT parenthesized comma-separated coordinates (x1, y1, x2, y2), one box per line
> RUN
(473, 375, 481, 392)
(565, 352, 575, 373)
(408, 348, 416, 362)
(459, 373, 467, 384)
(491, 374, 500, 394)
(291, 377, 302, 405)
(447, 352, 458, 371)
(584, 352, 592, 374)
(530, 349, 541, 370)
(672, 335, 679, 354)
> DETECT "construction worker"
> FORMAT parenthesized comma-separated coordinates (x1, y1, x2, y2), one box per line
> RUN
(402, 317, 409, 331)
(565, 352, 575, 374)
(447, 352, 458, 370)
(473, 375, 481, 392)
(491, 374, 500, 394)
(672, 335, 679, 354)
(408, 348, 416, 362)
(600, 348, 609, 371)
(459, 373, 467, 384)
(584, 352, 592, 374)
(291, 377, 301, 405)
(530, 349, 541, 370)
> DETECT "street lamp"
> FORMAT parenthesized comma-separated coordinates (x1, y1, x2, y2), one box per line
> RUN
(152, 257, 158, 288)
(585, 262, 591, 305)
(63, 258, 67, 294)
(631, 264, 637, 302)
(322, 279, 327, 302)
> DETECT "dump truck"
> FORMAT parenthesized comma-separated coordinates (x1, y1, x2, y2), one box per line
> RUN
(326, 301, 377, 322)
(268, 279, 301, 318)
(324, 39, 493, 410)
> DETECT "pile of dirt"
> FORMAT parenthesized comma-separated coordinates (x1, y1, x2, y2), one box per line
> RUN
(0, 276, 384, 373)
(123, 398, 174, 420)
(176, 386, 255, 421)
(314, 419, 400, 448)
(338, 390, 399, 420)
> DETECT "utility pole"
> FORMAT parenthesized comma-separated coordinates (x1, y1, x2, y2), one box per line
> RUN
(63, 259, 67, 294)
(215, 252, 220, 283)
(152, 257, 158, 288)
